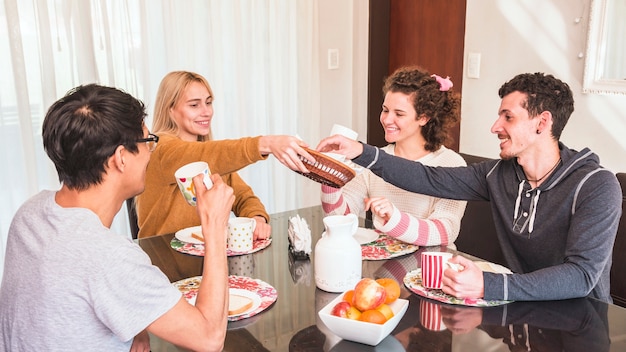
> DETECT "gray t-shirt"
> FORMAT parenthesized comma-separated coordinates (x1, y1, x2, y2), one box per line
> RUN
(0, 191, 182, 351)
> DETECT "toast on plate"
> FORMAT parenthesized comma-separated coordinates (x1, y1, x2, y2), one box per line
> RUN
(229, 294, 254, 315)
(191, 231, 204, 243)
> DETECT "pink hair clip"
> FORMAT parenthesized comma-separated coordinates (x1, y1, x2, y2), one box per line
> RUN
(431, 74, 453, 91)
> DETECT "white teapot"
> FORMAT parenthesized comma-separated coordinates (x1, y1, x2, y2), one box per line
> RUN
(314, 213, 362, 292)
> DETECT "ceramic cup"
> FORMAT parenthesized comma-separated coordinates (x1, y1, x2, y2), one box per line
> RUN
(227, 217, 256, 253)
(330, 123, 358, 140)
(175, 161, 213, 206)
(322, 152, 346, 162)
(420, 299, 447, 331)
(228, 254, 255, 277)
(420, 252, 459, 289)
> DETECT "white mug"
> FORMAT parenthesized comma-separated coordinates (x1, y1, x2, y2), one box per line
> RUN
(227, 217, 256, 253)
(174, 161, 213, 206)
(330, 123, 358, 140)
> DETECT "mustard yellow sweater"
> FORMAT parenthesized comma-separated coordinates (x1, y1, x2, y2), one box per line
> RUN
(136, 134, 269, 238)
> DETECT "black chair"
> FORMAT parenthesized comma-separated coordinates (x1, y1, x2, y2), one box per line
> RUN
(125, 197, 139, 240)
(455, 153, 506, 267)
(610, 173, 626, 307)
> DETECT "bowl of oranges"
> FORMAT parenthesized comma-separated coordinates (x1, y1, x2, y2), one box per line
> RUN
(318, 277, 408, 346)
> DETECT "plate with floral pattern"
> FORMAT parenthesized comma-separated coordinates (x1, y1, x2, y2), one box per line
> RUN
(403, 268, 512, 307)
(173, 275, 278, 321)
(360, 234, 419, 260)
(170, 237, 272, 257)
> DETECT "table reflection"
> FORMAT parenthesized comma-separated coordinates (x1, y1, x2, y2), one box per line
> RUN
(467, 298, 611, 352)
(140, 206, 626, 352)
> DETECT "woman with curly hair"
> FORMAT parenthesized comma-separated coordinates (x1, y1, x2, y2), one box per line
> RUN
(321, 66, 466, 247)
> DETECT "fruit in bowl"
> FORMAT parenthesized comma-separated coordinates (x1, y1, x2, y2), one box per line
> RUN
(319, 291, 408, 346)
(353, 278, 387, 312)
(330, 301, 361, 320)
(319, 278, 408, 346)
(330, 278, 402, 324)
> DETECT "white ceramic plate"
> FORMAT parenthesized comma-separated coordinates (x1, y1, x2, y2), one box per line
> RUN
(175, 226, 203, 244)
(403, 268, 512, 307)
(174, 275, 278, 322)
(475, 261, 513, 274)
(354, 227, 379, 245)
(186, 288, 262, 318)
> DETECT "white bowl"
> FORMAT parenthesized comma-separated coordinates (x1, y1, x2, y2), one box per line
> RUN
(318, 292, 409, 346)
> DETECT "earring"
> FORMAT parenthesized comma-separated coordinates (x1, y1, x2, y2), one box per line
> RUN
(536, 130, 541, 134)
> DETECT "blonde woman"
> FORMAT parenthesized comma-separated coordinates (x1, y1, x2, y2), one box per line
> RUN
(136, 71, 311, 239)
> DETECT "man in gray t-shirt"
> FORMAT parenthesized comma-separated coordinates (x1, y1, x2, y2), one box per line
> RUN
(0, 84, 235, 351)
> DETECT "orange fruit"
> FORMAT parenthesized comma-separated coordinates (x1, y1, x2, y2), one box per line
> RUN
(343, 289, 355, 305)
(359, 309, 387, 324)
(345, 306, 362, 320)
(376, 278, 401, 304)
(376, 303, 394, 320)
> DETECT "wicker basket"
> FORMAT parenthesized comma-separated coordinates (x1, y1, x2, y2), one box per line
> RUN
(294, 148, 356, 188)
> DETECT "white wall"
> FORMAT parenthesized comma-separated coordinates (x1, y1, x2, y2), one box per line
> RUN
(318, 0, 369, 142)
(324, 0, 626, 174)
(461, 0, 626, 173)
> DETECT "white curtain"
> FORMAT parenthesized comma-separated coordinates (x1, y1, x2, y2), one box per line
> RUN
(0, 0, 320, 280)
(603, 0, 626, 79)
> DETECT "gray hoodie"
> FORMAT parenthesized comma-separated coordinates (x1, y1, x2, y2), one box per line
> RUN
(353, 142, 622, 302)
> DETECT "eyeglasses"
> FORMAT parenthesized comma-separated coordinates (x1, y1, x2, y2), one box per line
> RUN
(137, 133, 159, 152)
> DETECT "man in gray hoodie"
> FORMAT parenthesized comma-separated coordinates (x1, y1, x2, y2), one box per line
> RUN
(317, 72, 622, 303)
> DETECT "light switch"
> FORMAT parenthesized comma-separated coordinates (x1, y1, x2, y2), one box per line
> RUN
(328, 49, 339, 70)
(467, 52, 481, 79)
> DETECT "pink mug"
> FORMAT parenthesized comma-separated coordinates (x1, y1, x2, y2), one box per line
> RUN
(420, 252, 454, 289)
(420, 299, 447, 331)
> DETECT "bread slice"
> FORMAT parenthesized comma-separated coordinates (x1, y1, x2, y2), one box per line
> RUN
(191, 231, 204, 243)
(228, 294, 254, 315)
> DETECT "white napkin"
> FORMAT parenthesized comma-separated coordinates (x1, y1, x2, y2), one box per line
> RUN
(288, 214, 312, 255)
(476, 261, 512, 274)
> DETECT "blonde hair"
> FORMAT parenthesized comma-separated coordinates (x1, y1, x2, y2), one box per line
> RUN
(152, 71, 214, 141)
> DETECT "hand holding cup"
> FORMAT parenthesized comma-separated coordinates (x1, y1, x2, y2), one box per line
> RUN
(420, 252, 461, 290)
(193, 174, 234, 242)
(440, 256, 485, 299)
(175, 161, 213, 206)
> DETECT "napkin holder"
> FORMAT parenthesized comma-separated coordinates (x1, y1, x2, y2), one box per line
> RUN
(288, 251, 312, 285)
(288, 215, 312, 260)
(289, 243, 310, 261)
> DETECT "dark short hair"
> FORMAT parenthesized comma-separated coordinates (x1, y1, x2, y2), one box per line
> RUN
(382, 66, 460, 151)
(498, 72, 574, 140)
(42, 84, 146, 190)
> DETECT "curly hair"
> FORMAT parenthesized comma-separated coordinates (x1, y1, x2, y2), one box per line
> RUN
(498, 72, 574, 140)
(382, 66, 460, 151)
(42, 84, 146, 191)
